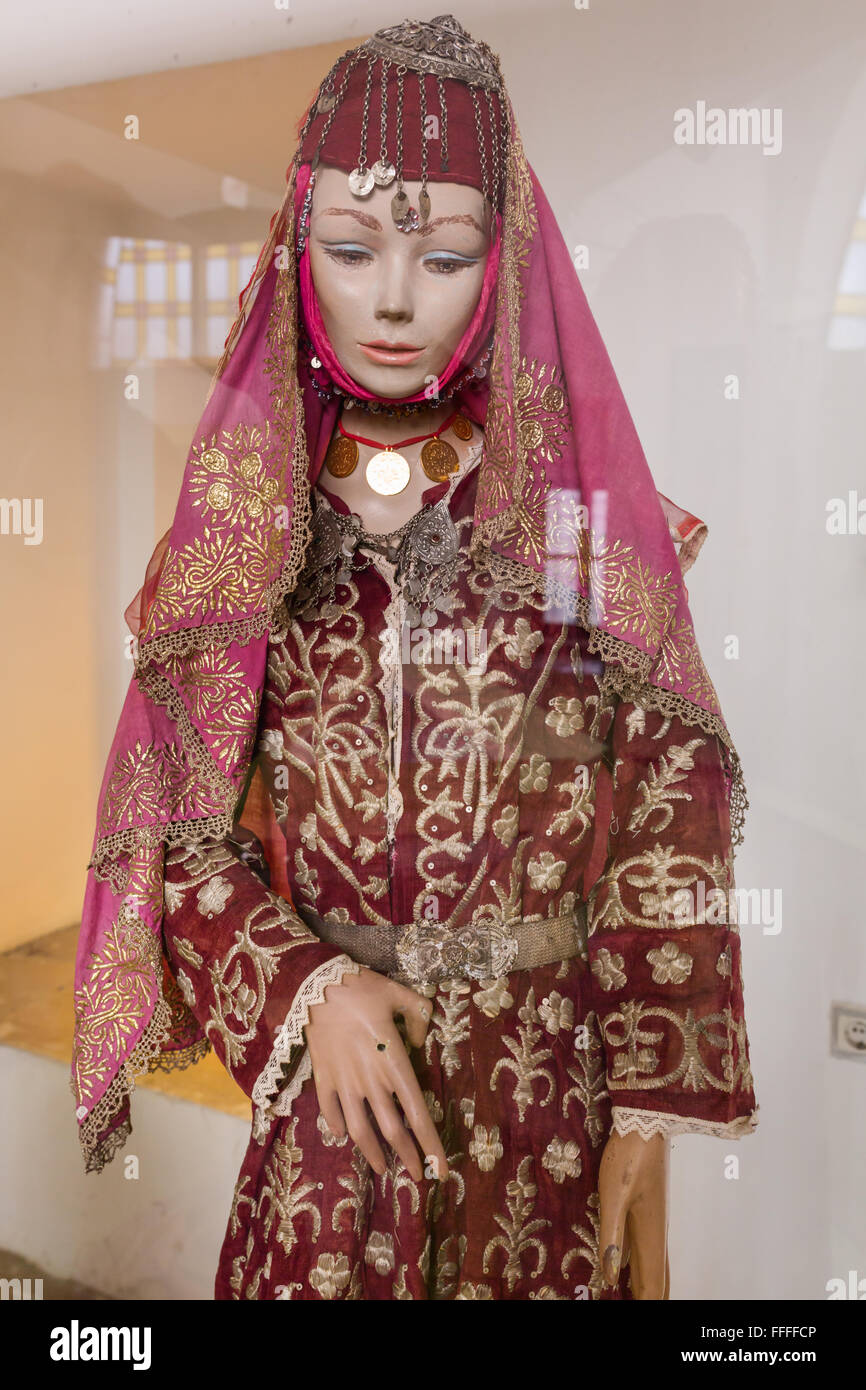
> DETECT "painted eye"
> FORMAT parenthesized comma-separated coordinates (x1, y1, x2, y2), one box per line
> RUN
(323, 246, 372, 267)
(424, 256, 478, 275)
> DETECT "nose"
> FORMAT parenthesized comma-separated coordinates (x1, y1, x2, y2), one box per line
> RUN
(373, 250, 413, 324)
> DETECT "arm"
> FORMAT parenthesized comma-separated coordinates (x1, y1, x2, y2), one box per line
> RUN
(161, 829, 360, 1127)
(162, 828, 450, 1179)
(586, 698, 757, 1139)
(586, 696, 757, 1296)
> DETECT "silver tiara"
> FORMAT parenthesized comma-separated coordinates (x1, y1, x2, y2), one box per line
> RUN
(364, 14, 504, 92)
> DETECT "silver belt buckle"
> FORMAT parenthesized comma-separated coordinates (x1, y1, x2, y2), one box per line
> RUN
(395, 920, 519, 985)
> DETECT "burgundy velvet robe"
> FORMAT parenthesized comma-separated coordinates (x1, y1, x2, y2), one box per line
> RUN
(161, 448, 756, 1299)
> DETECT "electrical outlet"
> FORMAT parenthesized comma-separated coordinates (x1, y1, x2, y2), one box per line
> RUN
(831, 1003, 866, 1061)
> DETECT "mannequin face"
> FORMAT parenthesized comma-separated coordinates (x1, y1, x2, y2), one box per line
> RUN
(308, 162, 491, 398)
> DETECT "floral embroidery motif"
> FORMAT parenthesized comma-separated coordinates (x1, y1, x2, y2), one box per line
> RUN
(591, 948, 627, 991)
(627, 737, 704, 835)
(646, 940, 694, 985)
(482, 1156, 551, 1291)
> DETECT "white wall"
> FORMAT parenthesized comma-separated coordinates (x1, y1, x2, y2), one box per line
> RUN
(0, 1048, 249, 1300)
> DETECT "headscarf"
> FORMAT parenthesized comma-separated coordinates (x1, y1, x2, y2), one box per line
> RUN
(73, 14, 746, 1172)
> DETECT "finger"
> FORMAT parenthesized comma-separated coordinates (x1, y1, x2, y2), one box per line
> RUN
(626, 1191, 667, 1300)
(341, 1096, 388, 1177)
(624, 1210, 638, 1296)
(598, 1148, 629, 1288)
(388, 981, 433, 1049)
(315, 1079, 346, 1141)
(390, 1071, 449, 1181)
(368, 1086, 425, 1181)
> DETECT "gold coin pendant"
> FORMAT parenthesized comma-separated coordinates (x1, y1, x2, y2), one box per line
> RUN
(325, 436, 359, 478)
(365, 449, 412, 496)
(421, 437, 459, 483)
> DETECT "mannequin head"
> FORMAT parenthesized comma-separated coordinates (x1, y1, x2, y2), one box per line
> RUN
(308, 162, 492, 399)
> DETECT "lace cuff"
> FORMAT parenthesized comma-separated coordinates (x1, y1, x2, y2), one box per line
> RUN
(251, 954, 360, 1120)
(610, 1105, 760, 1141)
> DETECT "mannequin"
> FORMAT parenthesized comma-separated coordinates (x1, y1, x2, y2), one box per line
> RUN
(303, 162, 668, 1297)
(73, 15, 757, 1301)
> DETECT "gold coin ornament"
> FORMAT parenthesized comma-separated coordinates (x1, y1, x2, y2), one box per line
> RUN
(365, 449, 412, 496)
(325, 436, 359, 478)
(420, 437, 460, 483)
(451, 414, 473, 441)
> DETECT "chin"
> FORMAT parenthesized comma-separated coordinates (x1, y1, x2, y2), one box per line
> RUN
(349, 363, 432, 401)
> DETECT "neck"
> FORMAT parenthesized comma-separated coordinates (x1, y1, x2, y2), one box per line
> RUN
(341, 398, 455, 444)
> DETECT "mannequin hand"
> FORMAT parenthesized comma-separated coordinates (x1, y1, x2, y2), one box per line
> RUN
(598, 1129, 669, 1299)
(303, 965, 448, 1184)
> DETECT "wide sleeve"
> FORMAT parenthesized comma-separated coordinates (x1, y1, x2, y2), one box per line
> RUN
(161, 827, 359, 1130)
(584, 697, 758, 1141)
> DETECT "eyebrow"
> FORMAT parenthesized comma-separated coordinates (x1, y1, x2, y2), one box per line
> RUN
(417, 213, 486, 238)
(317, 208, 486, 238)
(318, 207, 382, 230)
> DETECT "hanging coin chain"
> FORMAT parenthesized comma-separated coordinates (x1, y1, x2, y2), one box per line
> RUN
(391, 66, 412, 229)
(323, 411, 473, 495)
(470, 87, 489, 207)
(436, 75, 449, 173)
(347, 56, 376, 196)
(486, 88, 501, 209)
(371, 58, 396, 187)
(417, 74, 431, 224)
(313, 51, 362, 164)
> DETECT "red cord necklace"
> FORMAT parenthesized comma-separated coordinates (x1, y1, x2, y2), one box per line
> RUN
(324, 410, 473, 496)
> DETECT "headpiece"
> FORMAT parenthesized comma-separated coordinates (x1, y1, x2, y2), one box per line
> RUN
(298, 14, 508, 230)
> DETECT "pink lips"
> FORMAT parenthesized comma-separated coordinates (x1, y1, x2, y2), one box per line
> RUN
(359, 340, 424, 365)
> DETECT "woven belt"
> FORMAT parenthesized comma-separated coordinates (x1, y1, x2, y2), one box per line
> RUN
(295, 902, 589, 986)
